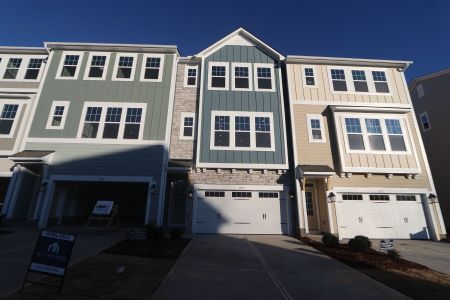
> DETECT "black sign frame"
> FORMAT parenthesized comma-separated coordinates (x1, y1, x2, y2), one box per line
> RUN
(22, 229, 77, 294)
(379, 239, 395, 251)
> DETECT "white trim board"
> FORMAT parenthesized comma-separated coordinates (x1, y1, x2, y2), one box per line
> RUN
(193, 184, 285, 191)
(50, 174, 155, 183)
(332, 187, 430, 194)
(195, 162, 289, 169)
(26, 137, 164, 145)
(291, 100, 412, 109)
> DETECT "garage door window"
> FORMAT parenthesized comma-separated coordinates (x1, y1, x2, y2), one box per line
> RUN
(259, 192, 279, 198)
(342, 194, 363, 200)
(369, 194, 390, 201)
(396, 195, 416, 201)
(232, 192, 252, 198)
(205, 191, 225, 197)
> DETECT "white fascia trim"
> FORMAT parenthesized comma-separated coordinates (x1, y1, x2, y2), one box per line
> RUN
(194, 183, 285, 191)
(139, 53, 165, 82)
(111, 53, 138, 81)
(303, 171, 335, 176)
(231, 62, 253, 91)
(286, 55, 412, 69)
(332, 187, 429, 194)
(331, 106, 411, 113)
(0, 101, 25, 138)
(306, 114, 326, 143)
(183, 65, 198, 88)
(45, 101, 70, 130)
(210, 111, 275, 152)
(207, 61, 229, 91)
(194, 57, 206, 168)
(50, 174, 154, 183)
(82, 52, 111, 81)
(195, 162, 289, 169)
(26, 137, 164, 145)
(179, 112, 195, 140)
(253, 63, 276, 92)
(55, 51, 85, 80)
(0, 88, 37, 94)
(0, 54, 48, 83)
(340, 166, 420, 174)
(301, 65, 318, 88)
(292, 100, 412, 109)
(276, 65, 291, 177)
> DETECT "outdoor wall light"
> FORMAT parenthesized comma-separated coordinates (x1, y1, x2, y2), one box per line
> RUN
(327, 192, 336, 203)
(428, 193, 438, 204)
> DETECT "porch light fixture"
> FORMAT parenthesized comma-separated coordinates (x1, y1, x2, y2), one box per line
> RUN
(327, 192, 336, 203)
(428, 193, 438, 204)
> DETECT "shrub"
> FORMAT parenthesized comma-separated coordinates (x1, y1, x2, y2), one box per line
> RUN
(348, 235, 371, 252)
(169, 227, 185, 239)
(387, 249, 401, 260)
(147, 225, 166, 241)
(322, 232, 339, 247)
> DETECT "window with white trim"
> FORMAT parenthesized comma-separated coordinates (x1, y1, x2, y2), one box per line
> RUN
(331, 69, 347, 91)
(24, 58, 44, 80)
(84, 53, 109, 80)
(305, 191, 314, 216)
(385, 119, 406, 151)
(209, 62, 228, 90)
(57, 53, 82, 79)
(369, 194, 390, 201)
(80, 103, 145, 140)
(210, 111, 275, 151)
(3, 58, 22, 79)
(112, 54, 137, 80)
(396, 195, 416, 201)
(351, 70, 369, 92)
(259, 192, 279, 198)
(180, 112, 195, 140)
(307, 114, 325, 143)
(184, 66, 198, 87)
(232, 63, 252, 90)
(141, 54, 164, 81)
(342, 194, 363, 200)
(344, 118, 365, 150)
(46, 101, 69, 130)
(232, 191, 252, 198)
(255, 64, 275, 91)
(372, 71, 389, 93)
(419, 112, 431, 131)
(0, 104, 19, 136)
(365, 119, 385, 151)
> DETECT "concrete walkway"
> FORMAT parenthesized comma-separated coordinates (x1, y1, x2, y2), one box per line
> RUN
(0, 227, 126, 297)
(154, 235, 409, 300)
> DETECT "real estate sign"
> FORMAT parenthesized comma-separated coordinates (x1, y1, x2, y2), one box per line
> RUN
(92, 200, 114, 215)
(379, 239, 395, 251)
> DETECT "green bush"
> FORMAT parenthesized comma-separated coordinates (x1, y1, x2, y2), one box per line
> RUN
(169, 227, 185, 239)
(387, 249, 401, 260)
(322, 232, 339, 247)
(348, 235, 371, 252)
(146, 225, 166, 241)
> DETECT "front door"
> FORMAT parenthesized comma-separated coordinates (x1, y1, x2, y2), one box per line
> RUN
(168, 180, 187, 225)
(305, 189, 319, 232)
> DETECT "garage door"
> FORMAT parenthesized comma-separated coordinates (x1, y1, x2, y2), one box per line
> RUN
(335, 193, 430, 239)
(194, 190, 288, 234)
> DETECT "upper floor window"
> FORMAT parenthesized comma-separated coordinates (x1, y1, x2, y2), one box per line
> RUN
(365, 119, 385, 151)
(303, 67, 316, 86)
(82, 106, 102, 138)
(254, 63, 275, 91)
(3, 58, 22, 79)
(351, 70, 368, 92)
(419, 111, 431, 131)
(345, 118, 364, 150)
(141, 54, 164, 82)
(56, 52, 83, 79)
(214, 115, 230, 146)
(25, 59, 44, 80)
(180, 112, 195, 140)
(235, 116, 251, 147)
(124, 108, 143, 139)
(208, 62, 228, 90)
(330, 69, 347, 91)
(184, 65, 198, 87)
(385, 119, 406, 151)
(307, 114, 325, 143)
(416, 84, 425, 99)
(103, 107, 122, 139)
(0, 104, 19, 136)
(372, 71, 389, 93)
(112, 54, 137, 81)
(84, 53, 110, 80)
(232, 63, 252, 91)
(255, 117, 271, 148)
(46, 101, 70, 130)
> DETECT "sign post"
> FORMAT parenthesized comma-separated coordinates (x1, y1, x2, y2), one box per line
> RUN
(379, 239, 395, 252)
(23, 230, 77, 293)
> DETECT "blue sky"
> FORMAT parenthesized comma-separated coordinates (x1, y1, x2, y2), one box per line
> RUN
(2, 0, 449, 81)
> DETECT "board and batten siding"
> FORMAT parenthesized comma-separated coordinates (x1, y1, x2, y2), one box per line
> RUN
(28, 50, 175, 141)
(199, 45, 287, 166)
(287, 64, 410, 105)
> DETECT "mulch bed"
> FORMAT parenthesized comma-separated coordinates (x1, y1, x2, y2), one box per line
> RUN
(301, 237, 450, 299)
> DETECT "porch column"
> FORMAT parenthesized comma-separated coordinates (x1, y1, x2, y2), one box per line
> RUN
(4, 166, 24, 219)
(38, 180, 55, 228)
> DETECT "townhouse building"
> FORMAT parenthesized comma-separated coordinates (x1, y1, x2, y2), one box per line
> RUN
(285, 56, 447, 240)
(410, 69, 450, 231)
(2, 42, 178, 227)
(0, 47, 48, 216)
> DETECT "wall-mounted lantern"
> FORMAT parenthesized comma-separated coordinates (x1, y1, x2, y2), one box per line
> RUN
(327, 192, 336, 203)
(428, 193, 438, 204)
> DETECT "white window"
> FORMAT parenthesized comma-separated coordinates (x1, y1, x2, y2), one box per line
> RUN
(24, 58, 44, 80)
(302, 66, 317, 87)
(307, 114, 325, 143)
(232, 63, 252, 91)
(112, 53, 137, 81)
(351, 70, 369, 92)
(180, 112, 195, 140)
(328, 67, 391, 95)
(385, 119, 406, 151)
(46, 101, 70, 130)
(56, 52, 84, 79)
(3, 58, 22, 79)
(372, 71, 390, 93)
(140, 54, 164, 82)
(344, 117, 365, 150)
(419, 111, 431, 131)
(83, 53, 110, 80)
(330, 69, 347, 91)
(184, 65, 198, 87)
(254, 63, 275, 92)
(208, 62, 228, 90)
(417, 83, 425, 99)
(365, 119, 385, 151)
(78, 102, 146, 141)
(0, 103, 20, 137)
(210, 111, 275, 151)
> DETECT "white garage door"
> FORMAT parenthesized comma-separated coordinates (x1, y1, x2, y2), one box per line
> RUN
(335, 193, 430, 239)
(194, 190, 288, 234)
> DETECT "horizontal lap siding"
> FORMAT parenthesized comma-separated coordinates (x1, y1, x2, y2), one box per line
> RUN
(200, 45, 286, 165)
(0, 82, 40, 89)
(0, 158, 14, 173)
(28, 50, 174, 141)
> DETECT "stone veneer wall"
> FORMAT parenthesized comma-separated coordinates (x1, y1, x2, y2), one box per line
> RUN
(169, 62, 200, 160)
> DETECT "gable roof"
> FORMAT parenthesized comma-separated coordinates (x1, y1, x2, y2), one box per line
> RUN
(409, 67, 450, 91)
(196, 27, 285, 60)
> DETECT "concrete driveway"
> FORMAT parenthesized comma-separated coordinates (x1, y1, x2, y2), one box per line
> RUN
(154, 235, 408, 300)
(0, 227, 126, 297)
